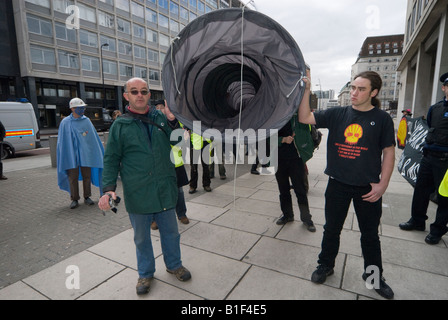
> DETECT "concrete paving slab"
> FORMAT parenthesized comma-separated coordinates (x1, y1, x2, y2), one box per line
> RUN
(243, 237, 346, 289)
(78, 268, 202, 300)
(380, 235, 448, 276)
(22, 251, 124, 300)
(212, 208, 282, 237)
(212, 184, 258, 198)
(87, 229, 139, 270)
(180, 222, 260, 260)
(155, 245, 250, 300)
(190, 192, 235, 208)
(0, 281, 48, 300)
(184, 202, 228, 223)
(227, 266, 356, 300)
(230, 198, 281, 218)
(342, 255, 448, 300)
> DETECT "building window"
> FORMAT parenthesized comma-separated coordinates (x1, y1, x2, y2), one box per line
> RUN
(115, 0, 130, 12)
(25, 0, 50, 8)
(99, 0, 114, 5)
(43, 84, 57, 96)
(100, 35, 116, 52)
(131, 1, 144, 18)
(58, 85, 71, 97)
(190, 0, 197, 9)
(147, 29, 158, 44)
(134, 45, 146, 59)
(189, 12, 197, 21)
(135, 66, 147, 79)
(103, 60, 118, 75)
(53, 0, 75, 13)
(27, 14, 53, 37)
(148, 49, 159, 63)
(82, 55, 100, 72)
(30, 46, 56, 65)
(149, 69, 160, 81)
(118, 40, 133, 55)
(78, 3, 96, 23)
(180, 7, 189, 20)
(159, 33, 170, 47)
(198, 1, 205, 13)
(159, 0, 169, 10)
(120, 63, 134, 77)
(117, 18, 131, 34)
(55, 22, 77, 42)
(99, 11, 115, 28)
(58, 50, 79, 69)
(159, 14, 169, 28)
(170, 19, 179, 33)
(146, 8, 158, 23)
(133, 24, 146, 39)
(170, 1, 179, 16)
(80, 29, 98, 47)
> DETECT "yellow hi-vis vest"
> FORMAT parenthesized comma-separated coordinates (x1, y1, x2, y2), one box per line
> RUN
(171, 144, 184, 168)
(191, 132, 212, 150)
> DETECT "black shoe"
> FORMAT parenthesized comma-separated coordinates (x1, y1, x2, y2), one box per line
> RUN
(303, 221, 316, 232)
(204, 186, 212, 192)
(70, 200, 79, 209)
(84, 197, 94, 206)
(311, 265, 334, 284)
(0, 175, 7, 180)
(251, 170, 260, 175)
(276, 215, 294, 225)
(399, 219, 425, 231)
(189, 187, 197, 194)
(425, 233, 441, 245)
(362, 273, 394, 300)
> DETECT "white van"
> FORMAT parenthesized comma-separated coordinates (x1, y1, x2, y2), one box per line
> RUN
(0, 102, 41, 159)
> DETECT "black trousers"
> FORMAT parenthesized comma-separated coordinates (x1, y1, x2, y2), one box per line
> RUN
(411, 153, 448, 237)
(275, 157, 312, 223)
(318, 178, 383, 274)
(189, 141, 211, 189)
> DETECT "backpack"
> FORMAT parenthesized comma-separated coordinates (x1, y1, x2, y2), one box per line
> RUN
(310, 125, 322, 150)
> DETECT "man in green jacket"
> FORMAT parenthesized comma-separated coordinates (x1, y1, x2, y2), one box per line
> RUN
(98, 77, 191, 295)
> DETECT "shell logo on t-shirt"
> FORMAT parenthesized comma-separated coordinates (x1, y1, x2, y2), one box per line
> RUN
(344, 124, 363, 145)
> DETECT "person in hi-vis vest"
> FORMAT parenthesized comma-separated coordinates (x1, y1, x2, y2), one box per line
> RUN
(151, 101, 190, 230)
(188, 130, 212, 194)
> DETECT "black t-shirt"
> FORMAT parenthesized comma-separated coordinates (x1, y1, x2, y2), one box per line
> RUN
(314, 106, 396, 186)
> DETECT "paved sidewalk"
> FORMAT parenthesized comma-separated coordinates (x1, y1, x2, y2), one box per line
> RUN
(0, 130, 447, 300)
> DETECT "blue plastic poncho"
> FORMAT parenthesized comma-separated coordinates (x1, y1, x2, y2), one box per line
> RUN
(56, 114, 104, 194)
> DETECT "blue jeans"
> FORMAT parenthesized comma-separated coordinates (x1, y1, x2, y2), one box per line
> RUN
(128, 209, 182, 278)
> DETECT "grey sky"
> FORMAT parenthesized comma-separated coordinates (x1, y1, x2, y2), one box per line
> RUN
(252, 0, 408, 94)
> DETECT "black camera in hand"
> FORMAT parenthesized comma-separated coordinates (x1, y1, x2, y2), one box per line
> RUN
(106, 193, 121, 214)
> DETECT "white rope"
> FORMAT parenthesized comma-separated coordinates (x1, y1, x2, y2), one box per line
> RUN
(232, 0, 254, 215)
(286, 73, 307, 98)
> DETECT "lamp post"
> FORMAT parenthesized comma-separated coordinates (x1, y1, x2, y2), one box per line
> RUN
(316, 79, 322, 111)
(100, 43, 109, 109)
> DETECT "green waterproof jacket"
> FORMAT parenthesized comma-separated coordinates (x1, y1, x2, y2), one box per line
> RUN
(277, 113, 315, 163)
(102, 108, 178, 214)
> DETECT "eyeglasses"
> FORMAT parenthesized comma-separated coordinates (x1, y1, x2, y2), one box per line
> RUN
(128, 90, 149, 96)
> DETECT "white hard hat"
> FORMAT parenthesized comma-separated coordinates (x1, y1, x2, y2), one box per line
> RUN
(70, 98, 88, 108)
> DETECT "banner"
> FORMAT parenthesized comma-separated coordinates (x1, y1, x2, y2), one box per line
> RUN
(397, 117, 428, 186)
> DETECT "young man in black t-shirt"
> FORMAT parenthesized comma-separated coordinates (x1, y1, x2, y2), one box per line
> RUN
(299, 70, 396, 299)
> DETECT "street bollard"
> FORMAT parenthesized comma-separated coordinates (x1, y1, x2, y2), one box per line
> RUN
(49, 135, 58, 168)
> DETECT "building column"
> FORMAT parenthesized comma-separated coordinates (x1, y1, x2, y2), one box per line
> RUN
(24, 77, 39, 126)
(432, 11, 448, 104)
(413, 44, 433, 116)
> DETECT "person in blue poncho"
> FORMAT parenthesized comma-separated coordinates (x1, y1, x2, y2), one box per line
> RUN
(57, 98, 104, 209)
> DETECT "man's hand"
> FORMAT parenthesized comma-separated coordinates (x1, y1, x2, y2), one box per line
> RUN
(98, 191, 117, 211)
(160, 100, 176, 121)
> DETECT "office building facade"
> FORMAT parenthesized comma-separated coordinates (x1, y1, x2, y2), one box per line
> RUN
(397, 0, 448, 121)
(351, 34, 404, 115)
(1, 0, 245, 128)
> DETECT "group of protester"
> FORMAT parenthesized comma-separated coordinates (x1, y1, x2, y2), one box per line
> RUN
(52, 70, 448, 300)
